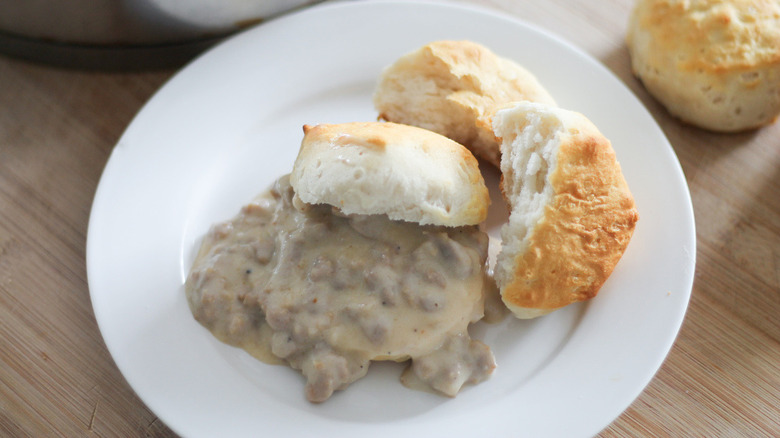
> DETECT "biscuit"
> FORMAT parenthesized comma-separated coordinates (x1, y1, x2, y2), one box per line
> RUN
(290, 121, 490, 227)
(374, 40, 555, 167)
(627, 0, 780, 131)
(492, 102, 639, 318)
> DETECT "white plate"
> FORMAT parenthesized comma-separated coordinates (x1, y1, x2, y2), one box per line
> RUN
(87, 1, 696, 437)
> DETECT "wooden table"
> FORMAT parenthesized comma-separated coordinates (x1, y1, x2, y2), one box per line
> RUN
(1, 0, 777, 436)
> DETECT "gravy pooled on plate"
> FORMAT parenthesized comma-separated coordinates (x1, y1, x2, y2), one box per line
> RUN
(185, 175, 495, 402)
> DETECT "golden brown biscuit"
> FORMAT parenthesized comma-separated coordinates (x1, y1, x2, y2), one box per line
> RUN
(627, 0, 780, 131)
(492, 102, 639, 318)
(373, 40, 555, 167)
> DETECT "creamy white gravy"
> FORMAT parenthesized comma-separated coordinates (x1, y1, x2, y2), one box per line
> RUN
(185, 175, 495, 402)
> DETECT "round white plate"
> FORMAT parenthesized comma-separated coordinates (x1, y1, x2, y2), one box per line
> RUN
(87, 1, 696, 437)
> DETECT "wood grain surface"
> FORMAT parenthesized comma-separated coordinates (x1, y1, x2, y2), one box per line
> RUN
(1, 0, 777, 436)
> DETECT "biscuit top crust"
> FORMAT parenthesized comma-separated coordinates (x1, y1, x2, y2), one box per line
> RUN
(633, 0, 780, 72)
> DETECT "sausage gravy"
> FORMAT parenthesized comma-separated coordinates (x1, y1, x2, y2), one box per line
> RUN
(185, 175, 495, 402)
